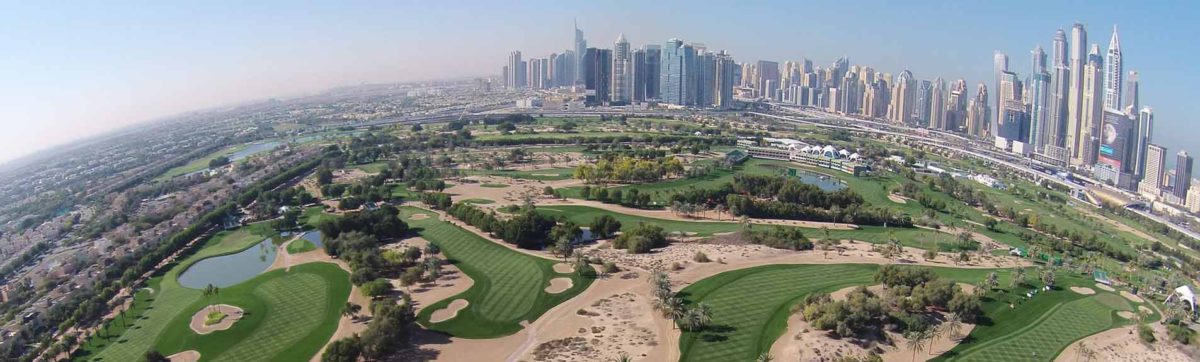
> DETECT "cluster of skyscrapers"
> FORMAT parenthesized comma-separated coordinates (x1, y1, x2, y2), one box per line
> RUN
(499, 22, 1195, 211)
(501, 22, 736, 109)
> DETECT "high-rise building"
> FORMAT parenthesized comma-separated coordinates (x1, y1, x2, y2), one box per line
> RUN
(889, 70, 915, 124)
(643, 45, 661, 100)
(1049, 29, 1070, 148)
(697, 51, 717, 107)
(996, 71, 1022, 140)
(915, 80, 933, 125)
(611, 34, 631, 103)
(994, 52, 1009, 127)
(755, 60, 780, 100)
(966, 83, 990, 138)
(1175, 151, 1194, 199)
(1139, 144, 1167, 197)
(1067, 23, 1088, 165)
(1124, 71, 1139, 114)
(552, 51, 576, 88)
(574, 20, 587, 84)
(527, 58, 548, 89)
(1103, 26, 1123, 111)
(630, 48, 646, 102)
(660, 39, 689, 106)
(714, 51, 736, 109)
(929, 78, 946, 130)
(1077, 44, 1105, 166)
(583, 48, 611, 106)
(1029, 71, 1051, 148)
(506, 51, 526, 89)
(1134, 107, 1153, 179)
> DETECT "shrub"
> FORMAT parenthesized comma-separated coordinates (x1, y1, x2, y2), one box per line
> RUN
(693, 251, 711, 263)
(1138, 323, 1156, 343)
(611, 223, 667, 254)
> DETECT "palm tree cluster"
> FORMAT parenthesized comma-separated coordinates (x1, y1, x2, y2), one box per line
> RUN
(648, 270, 712, 331)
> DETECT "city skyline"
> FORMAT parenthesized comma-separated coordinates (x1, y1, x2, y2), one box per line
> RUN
(2, 1, 1198, 170)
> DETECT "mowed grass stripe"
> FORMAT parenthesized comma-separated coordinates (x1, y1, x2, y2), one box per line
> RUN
(213, 273, 328, 362)
(402, 207, 593, 338)
(678, 264, 878, 362)
(954, 297, 1114, 362)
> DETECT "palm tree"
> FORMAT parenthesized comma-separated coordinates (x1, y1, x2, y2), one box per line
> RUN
(688, 303, 713, 331)
(342, 302, 361, 320)
(755, 352, 774, 362)
(1075, 342, 1090, 362)
(926, 326, 942, 355)
(667, 298, 687, 328)
(905, 330, 928, 361)
(610, 353, 632, 362)
(942, 313, 963, 341)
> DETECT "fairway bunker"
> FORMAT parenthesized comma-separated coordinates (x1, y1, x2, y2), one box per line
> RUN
(1120, 291, 1145, 303)
(167, 350, 200, 362)
(1070, 286, 1096, 295)
(430, 299, 469, 323)
(409, 213, 430, 220)
(544, 278, 573, 294)
(1095, 283, 1116, 292)
(552, 263, 574, 273)
(1117, 311, 1135, 319)
(190, 304, 244, 334)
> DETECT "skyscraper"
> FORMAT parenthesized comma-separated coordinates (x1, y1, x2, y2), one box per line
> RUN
(945, 79, 968, 132)
(1134, 107, 1153, 179)
(583, 48, 611, 106)
(507, 51, 526, 89)
(915, 80, 933, 125)
(1067, 23, 1088, 165)
(643, 45, 661, 100)
(1103, 26, 1123, 111)
(755, 60, 780, 100)
(966, 83, 990, 138)
(630, 48, 646, 102)
(573, 20, 587, 85)
(1029, 71, 1051, 148)
(997, 71, 1023, 140)
(611, 34, 631, 104)
(660, 39, 686, 106)
(714, 51, 736, 109)
(889, 70, 915, 124)
(1175, 151, 1194, 199)
(697, 51, 716, 107)
(1124, 71, 1139, 114)
(994, 51, 1009, 128)
(1078, 44, 1105, 166)
(929, 78, 946, 130)
(1048, 29, 1070, 148)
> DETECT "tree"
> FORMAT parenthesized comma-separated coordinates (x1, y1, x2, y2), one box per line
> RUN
(985, 272, 999, 290)
(1010, 267, 1026, 289)
(755, 352, 775, 362)
(399, 267, 423, 292)
(1041, 269, 1056, 287)
(361, 278, 392, 298)
(145, 350, 170, 362)
(343, 302, 362, 320)
(942, 313, 963, 341)
(905, 330, 928, 362)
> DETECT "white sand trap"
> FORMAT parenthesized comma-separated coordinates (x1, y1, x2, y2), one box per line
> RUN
(1120, 291, 1145, 303)
(1117, 311, 1135, 319)
(888, 194, 908, 204)
(167, 350, 200, 362)
(531, 173, 560, 176)
(544, 278, 573, 294)
(1070, 286, 1096, 295)
(409, 213, 430, 220)
(430, 299, 469, 323)
(1095, 283, 1115, 292)
(1138, 305, 1152, 315)
(189, 304, 243, 334)
(552, 263, 574, 273)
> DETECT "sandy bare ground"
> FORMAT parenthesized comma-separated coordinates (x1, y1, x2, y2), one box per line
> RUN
(1121, 291, 1146, 303)
(1055, 322, 1200, 362)
(553, 263, 575, 273)
(189, 304, 243, 334)
(1075, 206, 1163, 244)
(443, 176, 584, 207)
(1071, 286, 1097, 295)
(167, 350, 200, 362)
(430, 299, 470, 323)
(771, 285, 975, 362)
(888, 193, 909, 204)
(1096, 283, 1116, 292)
(535, 199, 860, 230)
(520, 291, 661, 362)
(545, 278, 573, 294)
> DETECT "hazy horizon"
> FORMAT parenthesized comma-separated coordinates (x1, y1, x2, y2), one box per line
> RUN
(3, 0, 1197, 168)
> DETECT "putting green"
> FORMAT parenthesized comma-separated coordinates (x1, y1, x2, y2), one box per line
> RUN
(401, 206, 594, 338)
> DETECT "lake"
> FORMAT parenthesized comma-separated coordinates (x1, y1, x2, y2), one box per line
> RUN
(177, 238, 278, 289)
(793, 169, 846, 191)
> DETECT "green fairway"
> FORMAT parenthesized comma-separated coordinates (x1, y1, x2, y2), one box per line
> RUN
(460, 198, 495, 205)
(154, 144, 247, 181)
(677, 264, 999, 362)
(286, 239, 317, 254)
(76, 222, 350, 362)
(301, 206, 336, 228)
(468, 167, 577, 181)
(480, 183, 510, 188)
(401, 206, 594, 338)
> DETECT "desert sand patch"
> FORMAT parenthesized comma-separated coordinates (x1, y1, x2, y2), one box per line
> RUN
(523, 292, 659, 362)
(545, 278, 573, 294)
(1070, 286, 1096, 295)
(553, 263, 575, 273)
(1121, 291, 1145, 303)
(1095, 283, 1116, 292)
(409, 213, 430, 220)
(430, 299, 470, 323)
(770, 306, 974, 362)
(189, 304, 243, 334)
(1055, 323, 1199, 362)
(167, 350, 200, 362)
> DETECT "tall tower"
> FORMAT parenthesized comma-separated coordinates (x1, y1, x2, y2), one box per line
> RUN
(507, 51, 525, 89)
(1134, 107, 1153, 179)
(1049, 29, 1070, 147)
(1067, 23, 1088, 165)
(643, 45, 661, 100)
(1138, 144, 1166, 196)
(1078, 44, 1105, 166)
(714, 51, 736, 109)
(583, 48, 611, 105)
(929, 78, 946, 130)
(997, 71, 1021, 139)
(1029, 71, 1051, 148)
(660, 39, 685, 106)
(611, 33, 631, 103)
(966, 82, 990, 137)
(1124, 71, 1139, 114)
(993, 52, 1009, 127)
(1175, 151, 1194, 199)
(1104, 25, 1123, 111)
(573, 20, 587, 84)
(890, 70, 915, 124)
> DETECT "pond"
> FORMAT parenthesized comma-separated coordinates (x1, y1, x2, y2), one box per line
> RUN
(178, 238, 278, 289)
(300, 230, 324, 249)
(792, 169, 846, 192)
(227, 141, 281, 162)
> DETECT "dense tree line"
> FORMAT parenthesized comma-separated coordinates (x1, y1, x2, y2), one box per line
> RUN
(446, 203, 558, 249)
(420, 192, 453, 210)
(321, 295, 418, 361)
(726, 194, 913, 227)
(610, 223, 668, 254)
(743, 227, 813, 250)
(317, 205, 409, 242)
(732, 174, 863, 209)
(573, 155, 685, 184)
(578, 185, 654, 209)
(801, 266, 981, 339)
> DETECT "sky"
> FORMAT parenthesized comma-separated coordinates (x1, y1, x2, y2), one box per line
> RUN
(1, 0, 1197, 169)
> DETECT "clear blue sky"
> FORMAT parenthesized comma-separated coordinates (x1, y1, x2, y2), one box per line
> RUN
(1, 0, 1196, 169)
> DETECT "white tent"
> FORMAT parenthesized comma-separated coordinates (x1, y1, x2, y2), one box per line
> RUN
(1167, 285, 1197, 315)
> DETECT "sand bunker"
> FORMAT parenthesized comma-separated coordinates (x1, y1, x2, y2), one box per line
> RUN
(1095, 283, 1115, 292)
(430, 299, 469, 323)
(552, 263, 575, 273)
(189, 304, 243, 334)
(1117, 311, 1135, 319)
(888, 194, 908, 204)
(531, 173, 561, 177)
(1139, 305, 1153, 315)
(409, 213, 430, 220)
(1121, 291, 1145, 303)
(167, 350, 200, 362)
(545, 278, 573, 294)
(1070, 286, 1096, 295)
